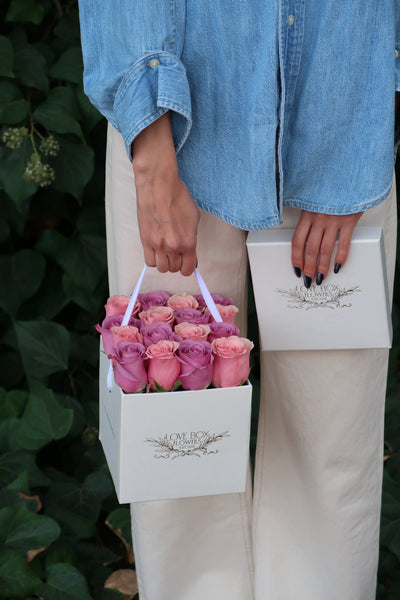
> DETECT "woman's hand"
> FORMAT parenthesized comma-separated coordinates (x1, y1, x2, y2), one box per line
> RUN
(132, 112, 200, 276)
(291, 211, 363, 287)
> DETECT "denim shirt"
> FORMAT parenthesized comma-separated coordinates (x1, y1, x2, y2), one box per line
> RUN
(78, 1, 400, 230)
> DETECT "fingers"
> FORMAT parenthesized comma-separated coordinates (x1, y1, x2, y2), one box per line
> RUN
(333, 224, 354, 273)
(291, 211, 363, 285)
(136, 179, 199, 277)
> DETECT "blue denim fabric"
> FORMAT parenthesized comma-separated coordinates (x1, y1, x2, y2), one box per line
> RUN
(78, 1, 400, 230)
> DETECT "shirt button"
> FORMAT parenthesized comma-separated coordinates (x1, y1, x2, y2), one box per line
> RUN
(288, 14, 295, 27)
(148, 58, 160, 69)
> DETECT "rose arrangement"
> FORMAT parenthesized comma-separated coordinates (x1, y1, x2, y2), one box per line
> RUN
(96, 290, 254, 393)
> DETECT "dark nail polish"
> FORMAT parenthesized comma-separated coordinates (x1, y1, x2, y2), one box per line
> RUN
(316, 272, 324, 286)
(294, 266, 301, 278)
(304, 275, 312, 289)
(334, 262, 341, 274)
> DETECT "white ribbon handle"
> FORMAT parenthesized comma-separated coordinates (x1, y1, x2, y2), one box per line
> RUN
(107, 266, 222, 391)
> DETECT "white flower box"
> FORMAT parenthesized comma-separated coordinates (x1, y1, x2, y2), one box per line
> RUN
(99, 346, 252, 503)
(246, 226, 392, 350)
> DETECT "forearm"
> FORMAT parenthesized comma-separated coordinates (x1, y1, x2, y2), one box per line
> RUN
(132, 112, 200, 276)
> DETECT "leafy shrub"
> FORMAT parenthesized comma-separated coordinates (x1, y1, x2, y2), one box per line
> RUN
(0, 1, 137, 598)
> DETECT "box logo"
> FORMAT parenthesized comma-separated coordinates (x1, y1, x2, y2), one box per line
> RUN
(277, 283, 360, 310)
(145, 430, 230, 459)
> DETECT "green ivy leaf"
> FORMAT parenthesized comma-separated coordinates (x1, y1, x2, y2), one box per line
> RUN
(37, 229, 106, 309)
(0, 418, 21, 452)
(106, 508, 133, 550)
(14, 45, 49, 90)
(0, 503, 60, 555)
(21, 266, 69, 320)
(50, 47, 83, 84)
(14, 320, 70, 378)
(51, 138, 95, 200)
(76, 86, 104, 133)
(0, 81, 28, 124)
(44, 472, 113, 539)
(39, 563, 94, 600)
(33, 87, 83, 140)
(0, 36, 14, 78)
(0, 388, 27, 419)
(0, 450, 50, 488)
(16, 380, 73, 450)
(0, 550, 41, 597)
(6, 0, 45, 24)
(0, 144, 38, 208)
(0, 249, 46, 316)
(6, 471, 30, 494)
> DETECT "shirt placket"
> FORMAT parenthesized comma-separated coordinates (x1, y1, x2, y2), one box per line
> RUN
(277, 0, 306, 215)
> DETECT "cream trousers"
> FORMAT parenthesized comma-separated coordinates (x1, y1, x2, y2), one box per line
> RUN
(105, 124, 397, 600)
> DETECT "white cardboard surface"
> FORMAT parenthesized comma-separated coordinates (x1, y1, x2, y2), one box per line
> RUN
(99, 348, 252, 503)
(247, 226, 392, 350)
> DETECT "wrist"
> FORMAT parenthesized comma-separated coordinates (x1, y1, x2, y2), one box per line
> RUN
(132, 112, 178, 182)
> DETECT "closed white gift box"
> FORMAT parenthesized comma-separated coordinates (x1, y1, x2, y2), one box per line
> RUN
(99, 346, 252, 504)
(246, 226, 392, 351)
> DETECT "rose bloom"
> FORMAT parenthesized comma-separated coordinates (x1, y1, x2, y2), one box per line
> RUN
(174, 322, 211, 342)
(138, 290, 170, 312)
(208, 321, 240, 343)
(195, 293, 234, 308)
(176, 340, 214, 390)
(110, 341, 147, 393)
(146, 340, 180, 391)
(167, 292, 199, 311)
(139, 305, 175, 326)
(207, 304, 239, 324)
(212, 336, 254, 388)
(111, 325, 143, 347)
(141, 322, 176, 348)
(96, 315, 141, 354)
(105, 295, 140, 318)
(174, 308, 211, 325)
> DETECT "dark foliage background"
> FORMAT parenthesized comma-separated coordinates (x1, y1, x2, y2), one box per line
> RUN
(0, 1, 399, 598)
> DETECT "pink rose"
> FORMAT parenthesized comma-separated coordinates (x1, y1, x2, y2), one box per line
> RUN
(174, 322, 211, 342)
(176, 340, 214, 390)
(174, 308, 211, 325)
(167, 292, 199, 311)
(105, 295, 140, 318)
(139, 306, 175, 326)
(208, 321, 240, 342)
(207, 304, 239, 324)
(110, 342, 147, 393)
(195, 293, 234, 308)
(141, 322, 177, 348)
(138, 290, 170, 311)
(111, 325, 143, 347)
(146, 340, 180, 391)
(212, 336, 254, 388)
(96, 315, 141, 355)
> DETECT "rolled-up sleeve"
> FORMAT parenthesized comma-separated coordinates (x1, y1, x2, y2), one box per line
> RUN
(78, 0, 191, 158)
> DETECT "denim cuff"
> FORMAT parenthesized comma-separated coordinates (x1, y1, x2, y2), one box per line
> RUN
(114, 51, 192, 160)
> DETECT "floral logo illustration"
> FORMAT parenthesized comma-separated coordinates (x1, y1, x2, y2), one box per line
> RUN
(276, 283, 360, 310)
(145, 430, 230, 459)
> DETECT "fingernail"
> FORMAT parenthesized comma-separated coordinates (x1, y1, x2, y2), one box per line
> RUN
(304, 275, 312, 289)
(316, 272, 324, 286)
(334, 262, 341, 274)
(293, 266, 301, 278)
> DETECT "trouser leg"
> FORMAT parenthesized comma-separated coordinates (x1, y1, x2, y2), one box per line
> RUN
(105, 124, 254, 600)
(252, 179, 397, 600)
